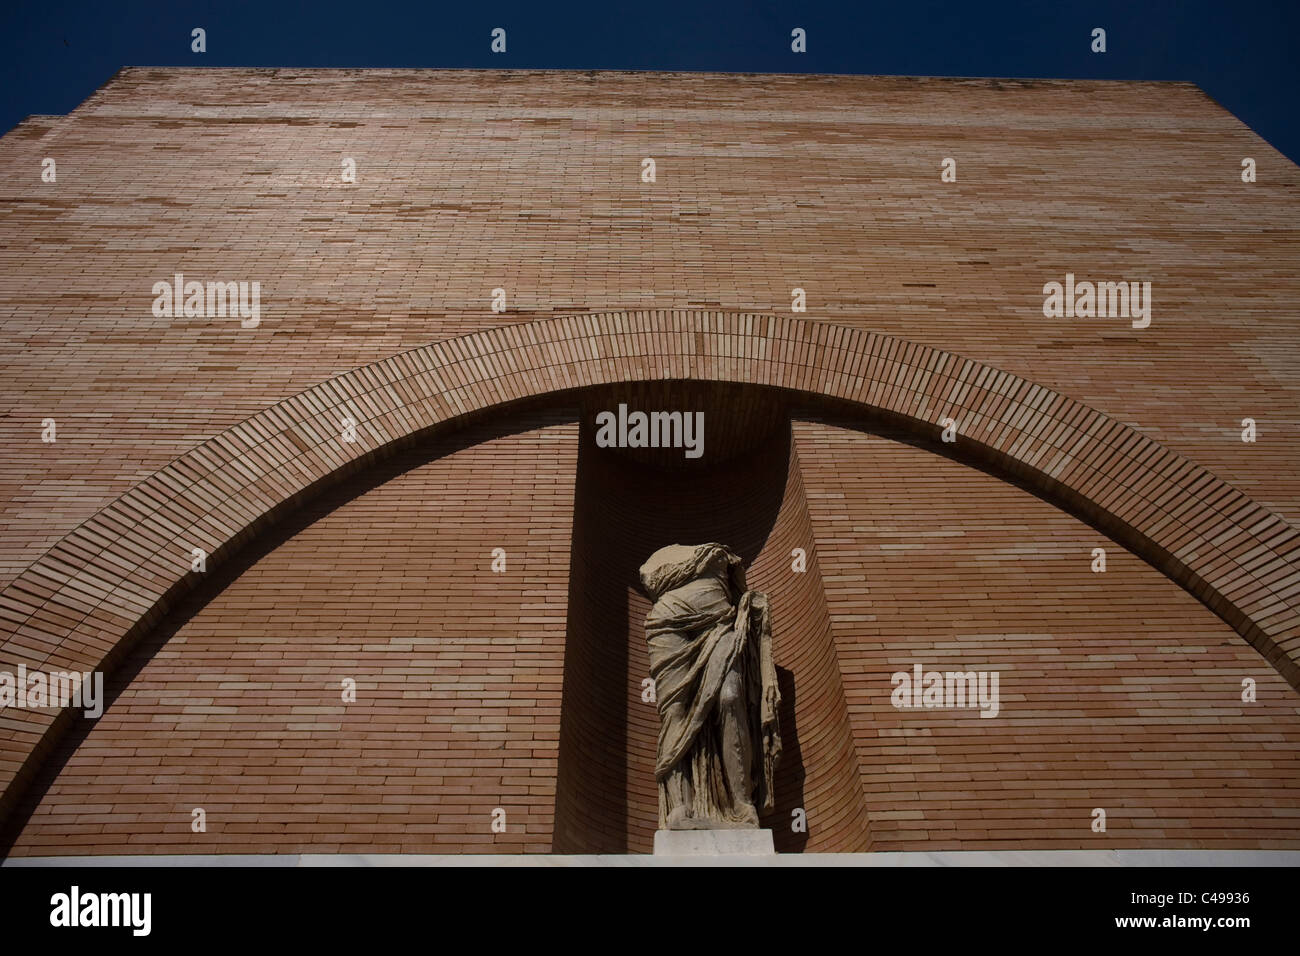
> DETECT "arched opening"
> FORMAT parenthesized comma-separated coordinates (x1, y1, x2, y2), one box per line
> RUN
(3, 312, 1297, 853)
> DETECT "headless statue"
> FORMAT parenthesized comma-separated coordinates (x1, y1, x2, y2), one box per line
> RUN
(639, 543, 781, 829)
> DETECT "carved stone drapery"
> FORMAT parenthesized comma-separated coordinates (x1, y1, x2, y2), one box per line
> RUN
(639, 543, 781, 829)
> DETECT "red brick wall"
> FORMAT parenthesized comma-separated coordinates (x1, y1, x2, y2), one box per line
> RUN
(2, 68, 1298, 594)
(7, 401, 1299, 856)
(5, 412, 577, 855)
(2, 67, 1299, 855)
(795, 418, 1300, 850)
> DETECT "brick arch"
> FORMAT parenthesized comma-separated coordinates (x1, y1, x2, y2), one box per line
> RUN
(2, 309, 1298, 830)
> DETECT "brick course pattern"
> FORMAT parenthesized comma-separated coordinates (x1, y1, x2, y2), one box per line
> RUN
(9, 406, 1297, 854)
(2, 69, 1298, 589)
(1, 68, 1298, 853)
(2, 309, 1297, 851)
(8, 413, 577, 855)
(795, 419, 1300, 849)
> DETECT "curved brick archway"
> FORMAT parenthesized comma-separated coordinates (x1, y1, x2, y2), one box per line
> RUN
(2, 310, 1298, 830)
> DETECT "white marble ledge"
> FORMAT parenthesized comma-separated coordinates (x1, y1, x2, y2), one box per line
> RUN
(5, 849, 1300, 868)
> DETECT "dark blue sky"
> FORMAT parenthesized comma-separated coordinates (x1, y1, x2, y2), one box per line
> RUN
(2, 0, 1298, 162)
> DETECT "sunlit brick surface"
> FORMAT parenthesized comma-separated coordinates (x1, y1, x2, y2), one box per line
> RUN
(796, 420, 1300, 849)
(1, 69, 1297, 587)
(1, 68, 1298, 855)
(7, 414, 576, 855)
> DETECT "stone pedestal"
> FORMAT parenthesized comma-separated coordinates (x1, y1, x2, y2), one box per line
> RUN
(653, 829, 776, 856)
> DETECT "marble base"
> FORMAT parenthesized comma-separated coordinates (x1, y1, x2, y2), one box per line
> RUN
(10, 848, 1300, 866)
(653, 828, 775, 856)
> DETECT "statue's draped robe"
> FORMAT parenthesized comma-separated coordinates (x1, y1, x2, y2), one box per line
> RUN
(639, 544, 781, 828)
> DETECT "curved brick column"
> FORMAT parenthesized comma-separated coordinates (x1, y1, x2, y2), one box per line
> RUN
(2, 310, 1298, 829)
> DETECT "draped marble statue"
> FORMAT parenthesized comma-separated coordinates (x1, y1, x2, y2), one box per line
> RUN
(639, 543, 782, 830)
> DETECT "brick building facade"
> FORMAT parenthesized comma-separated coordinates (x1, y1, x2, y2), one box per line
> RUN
(1, 68, 1297, 857)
